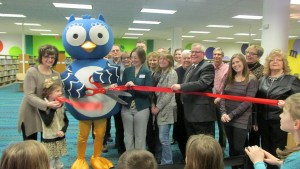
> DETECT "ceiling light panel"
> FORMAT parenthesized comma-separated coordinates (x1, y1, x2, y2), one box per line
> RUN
(202, 40, 218, 42)
(234, 33, 256, 36)
(53, 3, 92, 9)
(41, 33, 59, 36)
(141, 8, 176, 14)
(232, 15, 262, 19)
(124, 33, 143, 36)
(0, 13, 26, 17)
(182, 35, 195, 38)
(122, 37, 139, 39)
(133, 20, 160, 24)
(189, 31, 210, 34)
(291, 0, 300, 4)
(206, 25, 233, 28)
(128, 28, 150, 31)
(30, 29, 51, 32)
(216, 37, 234, 39)
(15, 23, 41, 26)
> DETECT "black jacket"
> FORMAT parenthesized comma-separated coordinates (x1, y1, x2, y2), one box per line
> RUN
(257, 75, 300, 120)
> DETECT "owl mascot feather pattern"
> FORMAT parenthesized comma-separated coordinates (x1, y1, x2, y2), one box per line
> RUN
(61, 14, 118, 169)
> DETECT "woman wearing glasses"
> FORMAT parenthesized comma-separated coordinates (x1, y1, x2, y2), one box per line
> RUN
(18, 44, 62, 141)
(256, 49, 300, 169)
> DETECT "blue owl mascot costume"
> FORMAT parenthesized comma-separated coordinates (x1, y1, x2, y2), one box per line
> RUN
(61, 14, 119, 169)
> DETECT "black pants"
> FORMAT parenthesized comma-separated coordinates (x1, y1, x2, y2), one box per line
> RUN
(113, 111, 125, 154)
(185, 121, 215, 138)
(225, 125, 248, 169)
(146, 111, 161, 160)
(21, 123, 41, 141)
(173, 103, 188, 158)
(216, 107, 227, 148)
(261, 120, 287, 169)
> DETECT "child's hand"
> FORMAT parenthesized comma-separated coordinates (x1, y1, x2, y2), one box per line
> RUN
(56, 131, 65, 137)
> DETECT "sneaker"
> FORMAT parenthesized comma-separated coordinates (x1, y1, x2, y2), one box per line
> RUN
(55, 158, 64, 169)
(102, 145, 108, 153)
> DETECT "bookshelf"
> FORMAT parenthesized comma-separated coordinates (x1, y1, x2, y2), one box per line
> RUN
(0, 55, 19, 87)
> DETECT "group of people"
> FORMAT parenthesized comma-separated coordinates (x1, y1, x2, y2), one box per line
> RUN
(1, 41, 300, 169)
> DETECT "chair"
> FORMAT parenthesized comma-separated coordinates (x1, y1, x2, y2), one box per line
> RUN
(15, 73, 25, 91)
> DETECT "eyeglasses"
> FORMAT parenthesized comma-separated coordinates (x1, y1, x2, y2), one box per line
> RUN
(191, 51, 203, 54)
(270, 58, 283, 62)
(246, 51, 258, 56)
(43, 55, 56, 60)
(111, 49, 120, 53)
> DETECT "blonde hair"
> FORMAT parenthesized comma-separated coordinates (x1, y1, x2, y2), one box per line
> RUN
(42, 80, 61, 99)
(117, 149, 157, 169)
(147, 51, 159, 70)
(225, 53, 254, 89)
(263, 49, 291, 76)
(185, 134, 224, 169)
(277, 93, 300, 159)
(0, 140, 50, 169)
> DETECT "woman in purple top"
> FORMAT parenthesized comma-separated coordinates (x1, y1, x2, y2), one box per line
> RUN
(220, 53, 258, 169)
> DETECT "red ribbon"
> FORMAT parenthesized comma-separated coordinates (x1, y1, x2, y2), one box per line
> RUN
(110, 85, 278, 106)
(56, 97, 103, 111)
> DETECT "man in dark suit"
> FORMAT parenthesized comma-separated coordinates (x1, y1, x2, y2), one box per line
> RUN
(171, 43, 216, 138)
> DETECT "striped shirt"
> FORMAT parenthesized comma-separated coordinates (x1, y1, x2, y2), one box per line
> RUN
(220, 77, 258, 129)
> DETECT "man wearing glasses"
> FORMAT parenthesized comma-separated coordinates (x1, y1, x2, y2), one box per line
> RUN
(171, 43, 216, 138)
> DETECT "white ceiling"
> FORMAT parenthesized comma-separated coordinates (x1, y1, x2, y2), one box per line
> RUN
(1, 0, 300, 43)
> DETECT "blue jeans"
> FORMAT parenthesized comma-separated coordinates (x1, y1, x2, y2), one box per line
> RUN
(158, 124, 173, 165)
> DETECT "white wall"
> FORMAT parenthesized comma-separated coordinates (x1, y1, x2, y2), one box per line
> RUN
(0, 34, 23, 55)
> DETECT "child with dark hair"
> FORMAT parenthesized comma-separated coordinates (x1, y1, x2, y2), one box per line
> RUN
(39, 79, 68, 169)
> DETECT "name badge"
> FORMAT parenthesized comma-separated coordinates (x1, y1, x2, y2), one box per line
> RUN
(139, 74, 145, 78)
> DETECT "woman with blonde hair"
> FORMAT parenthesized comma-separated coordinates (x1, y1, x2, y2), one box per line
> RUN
(246, 93, 300, 169)
(0, 140, 50, 169)
(185, 134, 224, 169)
(255, 49, 300, 169)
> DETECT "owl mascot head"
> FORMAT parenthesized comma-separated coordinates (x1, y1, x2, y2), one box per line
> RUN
(61, 14, 117, 169)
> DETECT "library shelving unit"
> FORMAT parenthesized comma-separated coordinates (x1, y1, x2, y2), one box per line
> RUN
(0, 55, 19, 87)
(19, 54, 36, 73)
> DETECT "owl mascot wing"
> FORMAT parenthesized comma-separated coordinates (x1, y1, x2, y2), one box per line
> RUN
(61, 14, 118, 169)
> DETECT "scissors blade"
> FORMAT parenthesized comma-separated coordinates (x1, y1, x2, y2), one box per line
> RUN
(106, 90, 132, 97)
(106, 94, 128, 105)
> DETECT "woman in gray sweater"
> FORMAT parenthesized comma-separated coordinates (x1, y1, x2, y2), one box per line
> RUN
(220, 53, 258, 169)
(151, 51, 178, 165)
(18, 45, 62, 140)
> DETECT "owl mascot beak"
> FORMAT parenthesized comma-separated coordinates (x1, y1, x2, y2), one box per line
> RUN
(81, 41, 96, 53)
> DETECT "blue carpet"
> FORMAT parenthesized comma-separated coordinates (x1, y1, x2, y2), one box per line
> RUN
(0, 84, 231, 169)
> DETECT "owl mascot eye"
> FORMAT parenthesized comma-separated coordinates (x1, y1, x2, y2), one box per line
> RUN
(61, 14, 118, 169)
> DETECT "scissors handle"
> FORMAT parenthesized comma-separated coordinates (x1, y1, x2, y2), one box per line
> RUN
(85, 87, 106, 96)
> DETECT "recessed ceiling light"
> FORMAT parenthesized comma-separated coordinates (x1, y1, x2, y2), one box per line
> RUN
(40, 33, 59, 36)
(189, 31, 210, 34)
(206, 25, 233, 28)
(291, 0, 300, 4)
(53, 3, 92, 9)
(30, 29, 51, 32)
(0, 2, 2, 5)
(65, 17, 95, 20)
(167, 39, 172, 41)
(232, 15, 262, 20)
(122, 37, 139, 39)
(141, 8, 176, 14)
(202, 40, 218, 42)
(216, 37, 234, 39)
(253, 39, 261, 41)
(182, 35, 195, 38)
(15, 23, 41, 26)
(128, 28, 151, 31)
(124, 33, 143, 36)
(289, 35, 298, 38)
(234, 33, 256, 36)
(133, 20, 160, 24)
(0, 32, 7, 34)
(0, 13, 26, 18)
(235, 41, 249, 44)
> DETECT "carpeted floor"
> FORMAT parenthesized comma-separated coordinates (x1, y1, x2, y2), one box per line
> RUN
(0, 84, 237, 169)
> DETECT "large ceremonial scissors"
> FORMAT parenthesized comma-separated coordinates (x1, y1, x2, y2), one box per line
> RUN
(86, 76, 131, 105)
